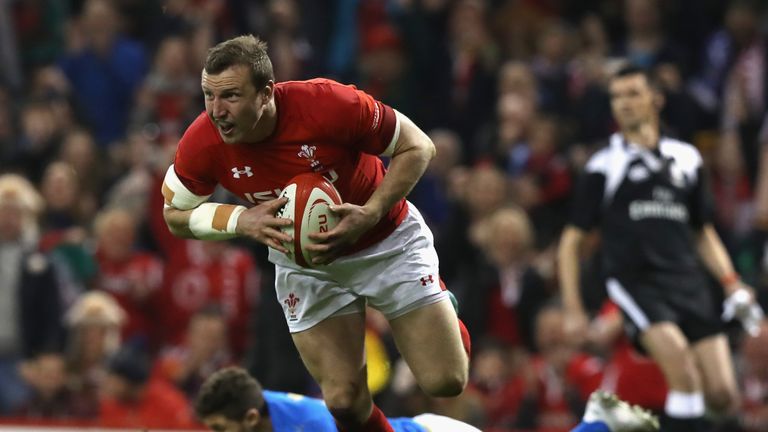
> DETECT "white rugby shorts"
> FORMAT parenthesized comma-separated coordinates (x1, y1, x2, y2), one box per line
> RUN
(269, 202, 447, 333)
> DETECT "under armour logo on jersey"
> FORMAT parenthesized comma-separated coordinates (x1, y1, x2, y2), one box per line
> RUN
(420, 275, 434, 286)
(297, 145, 316, 159)
(231, 166, 253, 178)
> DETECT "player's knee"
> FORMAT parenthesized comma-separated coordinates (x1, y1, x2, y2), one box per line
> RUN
(418, 368, 468, 397)
(322, 381, 366, 414)
(706, 387, 740, 414)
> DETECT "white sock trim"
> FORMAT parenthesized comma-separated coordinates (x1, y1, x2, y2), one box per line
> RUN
(665, 391, 705, 418)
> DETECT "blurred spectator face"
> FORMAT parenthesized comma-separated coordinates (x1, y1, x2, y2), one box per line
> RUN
(0, 199, 24, 242)
(0, 175, 43, 243)
(471, 344, 510, 389)
(465, 166, 507, 217)
(449, 0, 487, 51)
(498, 61, 537, 100)
(66, 291, 125, 364)
(535, 307, 573, 368)
(82, 0, 120, 54)
(624, 0, 660, 34)
(537, 24, 570, 63)
(269, 0, 300, 31)
(32, 353, 68, 399)
(61, 130, 97, 177)
(21, 103, 57, 150)
(483, 208, 533, 267)
(529, 117, 558, 156)
(609, 73, 659, 132)
(360, 26, 405, 86)
(427, 130, 462, 178)
(496, 93, 534, 149)
(95, 209, 136, 262)
(726, 2, 759, 46)
(103, 373, 135, 402)
(155, 37, 190, 79)
(41, 162, 79, 212)
(187, 313, 228, 360)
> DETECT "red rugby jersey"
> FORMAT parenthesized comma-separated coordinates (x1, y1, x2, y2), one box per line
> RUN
(173, 78, 407, 253)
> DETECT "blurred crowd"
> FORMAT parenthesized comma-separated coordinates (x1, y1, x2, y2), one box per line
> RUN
(1, 0, 768, 430)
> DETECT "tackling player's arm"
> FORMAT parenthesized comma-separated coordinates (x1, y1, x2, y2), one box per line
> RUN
(162, 165, 292, 252)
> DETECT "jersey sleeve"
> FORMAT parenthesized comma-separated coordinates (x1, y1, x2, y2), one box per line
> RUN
(319, 83, 399, 155)
(172, 120, 219, 197)
(688, 166, 715, 229)
(568, 169, 606, 231)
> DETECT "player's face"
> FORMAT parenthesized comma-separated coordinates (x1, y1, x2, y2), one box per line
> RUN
(609, 74, 658, 131)
(202, 65, 272, 144)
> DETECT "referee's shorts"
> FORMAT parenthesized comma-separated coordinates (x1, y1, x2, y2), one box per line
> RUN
(606, 272, 724, 348)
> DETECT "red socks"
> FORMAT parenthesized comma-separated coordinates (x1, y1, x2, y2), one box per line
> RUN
(334, 404, 394, 432)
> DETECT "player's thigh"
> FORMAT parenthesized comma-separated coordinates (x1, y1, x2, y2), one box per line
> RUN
(412, 414, 482, 432)
(291, 310, 367, 387)
(691, 333, 740, 412)
(639, 322, 701, 390)
(388, 297, 468, 394)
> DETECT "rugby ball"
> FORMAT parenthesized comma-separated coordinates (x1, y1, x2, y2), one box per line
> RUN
(276, 173, 342, 267)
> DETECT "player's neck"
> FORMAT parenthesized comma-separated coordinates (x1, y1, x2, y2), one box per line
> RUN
(623, 122, 660, 150)
(246, 99, 278, 143)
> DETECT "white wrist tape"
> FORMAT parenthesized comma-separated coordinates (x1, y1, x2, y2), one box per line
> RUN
(189, 203, 247, 240)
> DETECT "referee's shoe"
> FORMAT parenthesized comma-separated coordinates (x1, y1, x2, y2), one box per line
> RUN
(576, 391, 659, 432)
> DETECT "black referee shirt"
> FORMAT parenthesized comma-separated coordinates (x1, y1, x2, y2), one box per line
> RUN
(569, 133, 714, 280)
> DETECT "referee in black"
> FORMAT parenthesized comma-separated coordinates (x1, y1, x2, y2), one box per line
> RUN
(558, 65, 764, 432)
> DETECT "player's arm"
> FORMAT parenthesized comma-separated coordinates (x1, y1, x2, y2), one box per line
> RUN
(366, 110, 434, 221)
(161, 165, 292, 251)
(308, 109, 433, 264)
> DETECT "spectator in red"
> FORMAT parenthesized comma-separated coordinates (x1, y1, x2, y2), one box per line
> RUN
(466, 338, 527, 430)
(515, 304, 603, 432)
(98, 345, 197, 429)
(154, 306, 234, 401)
(158, 239, 259, 358)
(738, 322, 768, 432)
(92, 208, 163, 345)
(472, 206, 551, 350)
(587, 301, 667, 411)
(16, 351, 98, 420)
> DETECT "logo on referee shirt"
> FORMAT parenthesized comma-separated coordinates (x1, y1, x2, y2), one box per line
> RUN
(284, 292, 301, 321)
(420, 275, 434, 286)
(231, 166, 253, 178)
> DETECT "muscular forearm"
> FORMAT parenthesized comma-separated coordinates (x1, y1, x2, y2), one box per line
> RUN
(365, 114, 434, 218)
(558, 226, 585, 311)
(164, 206, 196, 238)
(697, 224, 738, 295)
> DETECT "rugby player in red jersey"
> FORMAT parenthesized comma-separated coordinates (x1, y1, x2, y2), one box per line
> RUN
(161, 35, 470, 432)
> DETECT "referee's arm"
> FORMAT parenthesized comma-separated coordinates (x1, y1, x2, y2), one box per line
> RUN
(558, 165, 605, 339)
(697, 225, 741, 296)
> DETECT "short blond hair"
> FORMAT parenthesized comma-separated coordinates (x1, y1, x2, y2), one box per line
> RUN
(0, 174, 44, 215)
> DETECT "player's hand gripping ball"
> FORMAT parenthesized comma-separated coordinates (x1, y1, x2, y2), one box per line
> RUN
(276, 173, 342, 267)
